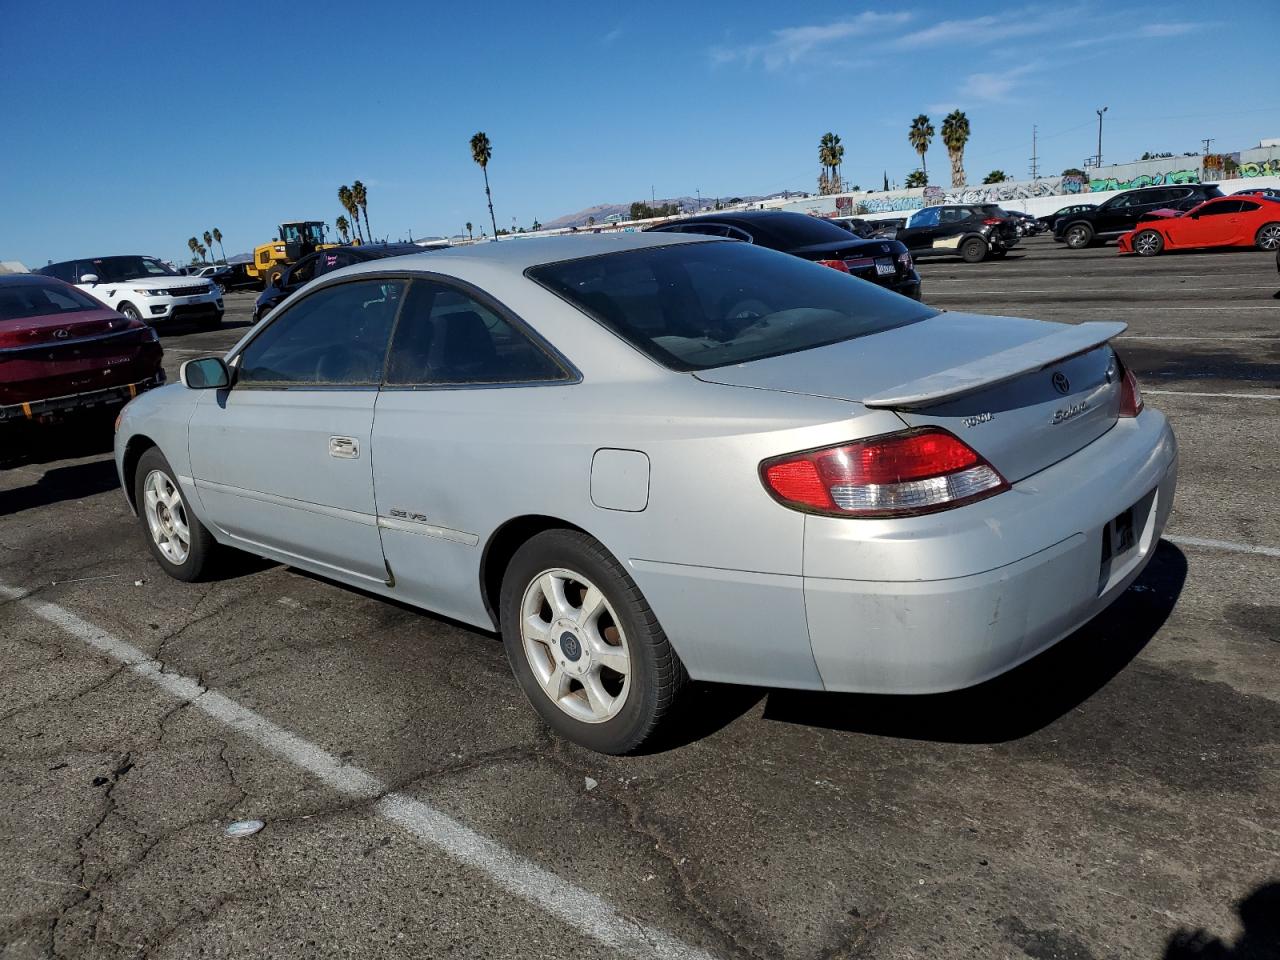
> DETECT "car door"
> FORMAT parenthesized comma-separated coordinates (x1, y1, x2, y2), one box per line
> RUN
(1185, 199, 1244, 245)
(898, 207, 941, 251)
(187, 276, 406, 585)
(370, 278, 575, 623)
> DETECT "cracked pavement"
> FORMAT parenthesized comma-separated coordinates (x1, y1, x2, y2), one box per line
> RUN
(2, 243, 1278, 959)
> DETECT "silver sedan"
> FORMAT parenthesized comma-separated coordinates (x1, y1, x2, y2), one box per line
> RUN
(114, 233, 1177, 754)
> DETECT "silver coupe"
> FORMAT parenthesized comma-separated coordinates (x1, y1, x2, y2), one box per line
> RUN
(114, 233, 1178, 753)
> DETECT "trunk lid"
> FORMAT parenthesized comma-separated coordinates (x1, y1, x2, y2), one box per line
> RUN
(0, 312, 160, 406)
(693, 312, 1125, 483)
(0, 307, 126, 348)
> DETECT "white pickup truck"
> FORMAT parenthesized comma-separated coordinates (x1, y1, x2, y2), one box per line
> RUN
(35, 255, 223, 327)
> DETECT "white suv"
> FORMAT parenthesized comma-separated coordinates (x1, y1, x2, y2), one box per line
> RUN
(36, 255, 224, 327)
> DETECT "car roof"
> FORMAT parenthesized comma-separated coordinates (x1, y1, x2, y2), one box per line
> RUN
(340, 232, 712, 274)
(0, 272, 65, 286)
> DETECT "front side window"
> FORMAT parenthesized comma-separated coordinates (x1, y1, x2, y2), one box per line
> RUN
(385, 281, 567, 385)
(529, 241, 936, 372)
(907, 208, 940, 228)
(1196, 200, 1239, 217)
(38, 261, 76, 283)
(236, 278, 405, 385)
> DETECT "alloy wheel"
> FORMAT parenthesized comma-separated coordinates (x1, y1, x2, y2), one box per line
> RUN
(143, 470, 190, 565)
(1135, 232, 1161, 256)
(1258, 224, 1280, 251)
(519, 568, 631, 724)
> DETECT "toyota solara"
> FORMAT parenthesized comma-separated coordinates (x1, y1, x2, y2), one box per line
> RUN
(114, 234, 1177, 754)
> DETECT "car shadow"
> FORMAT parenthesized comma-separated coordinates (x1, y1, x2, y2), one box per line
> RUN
(1162, 879, 1280, 958)
(0, 458, 120, 516)
(759, 540, 1187, 745)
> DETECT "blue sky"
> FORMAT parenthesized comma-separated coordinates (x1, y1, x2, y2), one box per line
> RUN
(2, 1, 1277, 265)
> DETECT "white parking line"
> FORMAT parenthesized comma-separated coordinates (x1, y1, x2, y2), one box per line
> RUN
(1145, 389, 1280, 400)
(1166, 536, 1280, 559)
(0, 584, 717, 960)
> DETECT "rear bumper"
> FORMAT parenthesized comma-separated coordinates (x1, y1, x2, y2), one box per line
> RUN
(0, 371, 166, 424)
(637, 410, 1177, 694)
(804, 412, 1177, 692)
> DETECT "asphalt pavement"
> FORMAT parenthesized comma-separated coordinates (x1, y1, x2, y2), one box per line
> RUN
(2, 237, 1277, 959)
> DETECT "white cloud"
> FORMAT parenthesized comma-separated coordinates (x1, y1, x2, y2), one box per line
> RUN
(1139, 21, 1195, 37)
(957, 62, 1041, 102)
(602, 25, 623, 45)
(892, 6, 1080, 49)
(711, 11, 913, 70)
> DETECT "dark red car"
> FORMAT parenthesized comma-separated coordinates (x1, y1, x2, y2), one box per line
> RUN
(0, 274, 164, 426)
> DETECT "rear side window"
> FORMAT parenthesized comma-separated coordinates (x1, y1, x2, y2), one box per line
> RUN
(529, 241, 936, 372)
(237, 278, 405, 385)
(385, 281, 568, 385)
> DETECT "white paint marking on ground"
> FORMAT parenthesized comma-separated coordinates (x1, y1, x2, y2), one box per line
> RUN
(1166, 536, 1280, 559)
(0, 583, 717, 960)
(926, 284, 1280, 293)
(1145, 389, 1280, 400)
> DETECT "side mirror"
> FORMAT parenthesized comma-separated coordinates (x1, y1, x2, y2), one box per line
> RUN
(179, 357, 232, 390)
(79, 273, 99, 284)
(269, 272, 284, 288)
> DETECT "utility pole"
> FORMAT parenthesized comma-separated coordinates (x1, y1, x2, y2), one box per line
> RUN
(1096, 107, 1108, 167)
(1029, 124, 1040, 180)
(1201, 137, 1214, 156)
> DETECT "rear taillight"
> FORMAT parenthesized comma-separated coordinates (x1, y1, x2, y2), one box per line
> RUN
(897, 251, 913, 271)
(815, 259, 850, 273)
(760, 428, 1009, 518)
(983, 218, 1004, 225)
(1117, 355, 1144, 417)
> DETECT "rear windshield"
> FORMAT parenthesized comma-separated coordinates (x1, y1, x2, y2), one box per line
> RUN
(528, 241, 936, 372)
(740, 214, 862, 248)
(0, 280, 103, 322)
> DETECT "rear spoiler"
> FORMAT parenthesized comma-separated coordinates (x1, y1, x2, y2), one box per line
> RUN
(862, 321, 1127, 409)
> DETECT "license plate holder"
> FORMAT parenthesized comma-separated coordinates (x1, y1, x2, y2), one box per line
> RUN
(875, 258, 896, 276)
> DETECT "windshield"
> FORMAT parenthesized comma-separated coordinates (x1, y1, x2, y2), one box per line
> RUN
(0, 280, 104, 322)
(85, 256, 177, 282)
(528, 241, 936, 372)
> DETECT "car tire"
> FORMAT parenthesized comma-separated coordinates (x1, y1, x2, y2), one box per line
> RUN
(960, 237, 988, 263)
(1255, 222, 1280, 251)
(1065, 223, 1094, 249)
(119, 302, 143, 321)
(133, 448, 216, 582)
(263, 264, 286, 289)
(499, 529, 688, 755)
(1133, 230, 1164, 257)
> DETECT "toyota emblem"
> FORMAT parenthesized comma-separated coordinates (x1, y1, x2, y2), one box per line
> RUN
(1051, 372, 1070, 395)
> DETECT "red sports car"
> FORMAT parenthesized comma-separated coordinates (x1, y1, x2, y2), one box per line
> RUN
(0, 274, 164, 427)
(1118, 196, 1280, 256)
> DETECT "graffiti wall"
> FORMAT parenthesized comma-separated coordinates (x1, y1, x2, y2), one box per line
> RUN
(1088, 168, 1200, 192)
(1240, 159, 1279, 178)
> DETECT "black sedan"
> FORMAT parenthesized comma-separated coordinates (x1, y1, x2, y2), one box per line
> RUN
(252, 243, 426, 322)
(645, 211, 921, 299)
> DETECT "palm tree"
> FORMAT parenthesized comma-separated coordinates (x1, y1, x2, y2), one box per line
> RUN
(941, 110, 971, 188)
(470, 132, 498, 239)
(203, 231, 213, 263)
(211, 227, 224, 263)
(187, 237, 199, 262)
(352, 180, 370, 241)
(982, 170, 1008, 184)
(817, 132, 845, 194)
(908, 115, 934, 185)
(338, 185, 363, 243)
(465, 221, 473, 240)
(905, 169, 927, 188)
(197, 244, 207, 263)
(336, 216, 350, 243)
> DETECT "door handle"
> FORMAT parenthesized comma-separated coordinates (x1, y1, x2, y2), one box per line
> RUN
(329, 436, 360, 459)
